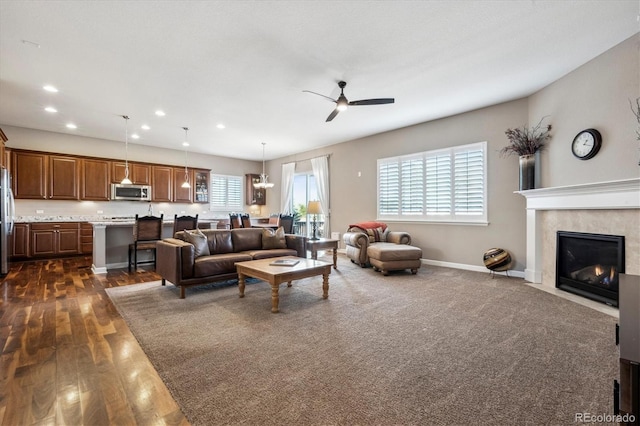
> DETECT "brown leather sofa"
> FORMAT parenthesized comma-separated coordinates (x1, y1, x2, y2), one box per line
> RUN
(156, 228, 307, 298)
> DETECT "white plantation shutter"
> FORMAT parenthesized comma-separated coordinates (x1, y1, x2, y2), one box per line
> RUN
(210, 174, 242, 211)
(454, 147, 484, 215)
(378, 160, 399, 215)
(377, 141, 486, 223)
(425, 153, 451, 215)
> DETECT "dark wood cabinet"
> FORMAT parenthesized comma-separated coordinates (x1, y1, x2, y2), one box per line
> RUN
(173, 168, 193, 203)
(49, 155, 79, 200)
(194, 169, 209, 203)
(81, 159, 110, 201)
(111, 161, 151, 185)
(152, 166, 173, 202)
(80, 223, 93, 254)
(30, 223, 80, 257)
(12, 151, 47, 199)
(10, 223, 30, 258)
(245, 174, 266, 205)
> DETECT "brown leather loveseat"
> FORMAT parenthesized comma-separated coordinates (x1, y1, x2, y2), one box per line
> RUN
(156, 228, 307, 298)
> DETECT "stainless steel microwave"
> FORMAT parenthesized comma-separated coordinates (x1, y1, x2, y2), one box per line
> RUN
(111, 184, 152, 201)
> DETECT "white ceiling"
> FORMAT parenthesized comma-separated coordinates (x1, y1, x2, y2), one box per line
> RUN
(0, 1, 638, 161)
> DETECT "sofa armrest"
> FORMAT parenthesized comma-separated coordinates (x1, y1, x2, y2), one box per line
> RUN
(285, 234, 308, 258)
(343, 231, 369, 249)
(387, 231, 411, 245)
(156, 238, 195, 283)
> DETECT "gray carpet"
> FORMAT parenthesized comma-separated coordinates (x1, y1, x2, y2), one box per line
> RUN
(106, 256, 619, 426)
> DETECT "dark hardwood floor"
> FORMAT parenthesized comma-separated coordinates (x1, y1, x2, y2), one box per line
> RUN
(0, 256, 189, 425)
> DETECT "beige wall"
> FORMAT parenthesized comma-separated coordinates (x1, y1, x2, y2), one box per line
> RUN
(528, 33, 640, 187)
(269, 99, 530, 270)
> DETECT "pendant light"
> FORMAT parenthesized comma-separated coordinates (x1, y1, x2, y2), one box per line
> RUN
(121, 115, 132, 184)
(181, 127, 191, 189)
(253, 142, 274, 189)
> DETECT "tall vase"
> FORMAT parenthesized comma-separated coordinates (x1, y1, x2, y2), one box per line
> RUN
(519, 154, 536, 191)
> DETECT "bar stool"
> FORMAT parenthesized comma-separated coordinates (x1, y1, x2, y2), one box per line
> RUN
(129, 214, 163, 271)
(173, 214, 198, 236)
(229, 213, 242, 229)
(240, 213, 251, 228)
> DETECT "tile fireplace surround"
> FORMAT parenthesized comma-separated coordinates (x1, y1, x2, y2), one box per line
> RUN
(518, 178, 640, 293)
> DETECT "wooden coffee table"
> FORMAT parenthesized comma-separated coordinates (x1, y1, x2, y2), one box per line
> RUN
(236, 256, 332, 313)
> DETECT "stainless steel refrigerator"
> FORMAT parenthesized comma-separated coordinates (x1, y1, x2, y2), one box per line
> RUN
(0, 167, 15, 275)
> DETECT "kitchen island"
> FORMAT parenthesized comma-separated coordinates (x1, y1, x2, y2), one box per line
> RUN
(89, 219, 216, 274)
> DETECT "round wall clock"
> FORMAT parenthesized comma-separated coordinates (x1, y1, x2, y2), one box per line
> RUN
(571, 128, 602, 160)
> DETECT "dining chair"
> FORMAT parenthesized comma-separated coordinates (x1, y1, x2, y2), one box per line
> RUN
(268, 214, 280, 227)
(240, 213, 252, 228)
(278, 214, 295, 234)
(129, 214, 164, 271)
(229, 213, 242, 229)
(173, 214, 198, 236)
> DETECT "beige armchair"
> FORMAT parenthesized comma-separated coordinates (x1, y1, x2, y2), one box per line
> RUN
(342, 222, 412, 267)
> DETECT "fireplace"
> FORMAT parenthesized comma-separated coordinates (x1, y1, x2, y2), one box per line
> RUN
(556, 231, 625, 307)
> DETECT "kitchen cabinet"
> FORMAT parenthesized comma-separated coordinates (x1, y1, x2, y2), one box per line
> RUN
(194, 169, 209, 203)
(152, 166, 173, 202)
(245, 174, 266, 205)
(12, 151, 47, 199)
(49, 155, 79, 199)
(173, 167, 193, 203)
(111, 161, 151, 185)
(30, 223, 80, 257)
(81, 159, 110, 201)
(10, 223, 30, 258)
(80, 223, 93, 254)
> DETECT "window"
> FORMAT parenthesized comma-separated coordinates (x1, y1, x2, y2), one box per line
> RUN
(209, 174, 242, 211)
(291, 173, 321, 236)
(377, 141, 487, 224)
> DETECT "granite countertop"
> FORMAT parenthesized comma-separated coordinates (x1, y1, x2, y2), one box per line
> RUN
(15, 215, 221, 224)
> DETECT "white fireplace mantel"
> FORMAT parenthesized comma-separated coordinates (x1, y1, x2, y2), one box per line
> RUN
(517, 178, 640, 283)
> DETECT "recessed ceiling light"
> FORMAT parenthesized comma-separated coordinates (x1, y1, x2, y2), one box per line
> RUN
(43, 85, 58, 93)
(44, 106, 57, 113)
(216, 123, 225, 129)
(155, 110, 166, 117)
(182, 142, 189, 147)
(66, 123, 77, 129)
(131, 133, 140, 139)
(141, 124, 150, 130)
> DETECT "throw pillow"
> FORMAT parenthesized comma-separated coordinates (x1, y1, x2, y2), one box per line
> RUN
(262, 227, 287, 249)
(183, 229, 210, 257)
(365, 227, 388, 243)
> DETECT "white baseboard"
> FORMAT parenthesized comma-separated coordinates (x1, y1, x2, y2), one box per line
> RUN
(421, 258, 525, 278)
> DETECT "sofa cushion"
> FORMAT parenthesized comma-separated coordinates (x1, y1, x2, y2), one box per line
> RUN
(193, 253, 252, 277)
(231, 228, 263, 252)
(207, 230, 234, 254)
(183, 229, 210, 257)
(261, 226, 287, 249)
(246, 248, 298, 260)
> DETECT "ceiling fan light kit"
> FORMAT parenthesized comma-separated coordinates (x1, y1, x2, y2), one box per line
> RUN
(303, 80, 394, 122)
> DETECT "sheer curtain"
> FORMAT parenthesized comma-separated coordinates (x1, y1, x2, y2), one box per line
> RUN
(280, 162, 296, 214)
(311, 155, 330, 237)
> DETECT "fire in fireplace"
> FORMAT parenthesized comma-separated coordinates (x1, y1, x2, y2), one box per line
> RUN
(556, 231, 625, 307)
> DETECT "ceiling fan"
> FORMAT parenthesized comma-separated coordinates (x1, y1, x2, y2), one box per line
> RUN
(303, 81, 394, 122)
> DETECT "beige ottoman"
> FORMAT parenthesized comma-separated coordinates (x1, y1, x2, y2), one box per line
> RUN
(366, 243, 422, 275)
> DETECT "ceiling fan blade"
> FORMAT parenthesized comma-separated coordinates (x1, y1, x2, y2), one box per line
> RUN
(348, 98, 395, 106)
(326, 108, 340, 122)
(302, 90, 337, 103)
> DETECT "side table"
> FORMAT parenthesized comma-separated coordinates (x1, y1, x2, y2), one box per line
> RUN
(307, 238, 338, 269)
